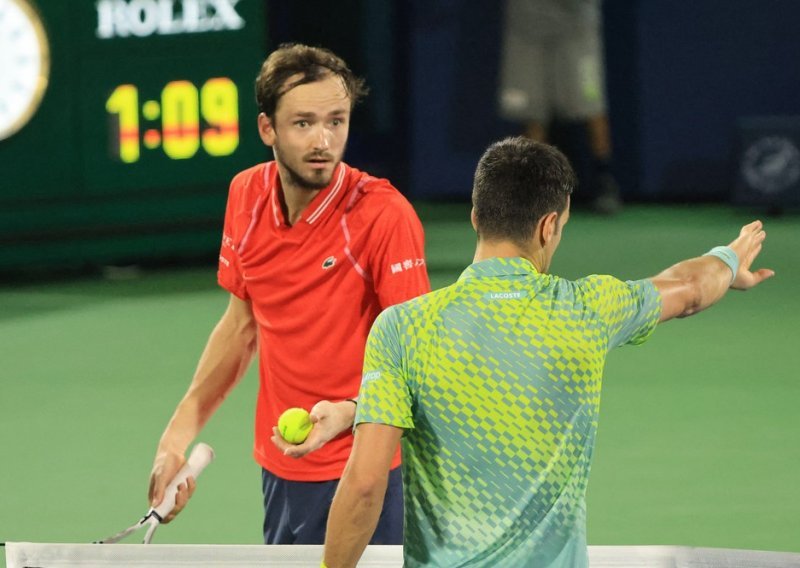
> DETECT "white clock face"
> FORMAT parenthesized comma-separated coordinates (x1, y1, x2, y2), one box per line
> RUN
(0, 0, 49, 140)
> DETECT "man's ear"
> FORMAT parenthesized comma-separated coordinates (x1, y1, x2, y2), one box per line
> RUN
(470, 207, 478, 233)
(537, 211, 559, 246)
(257, 113, 276, 146)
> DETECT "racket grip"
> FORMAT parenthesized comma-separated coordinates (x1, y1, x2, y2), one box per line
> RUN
(151, 442, 215, 521)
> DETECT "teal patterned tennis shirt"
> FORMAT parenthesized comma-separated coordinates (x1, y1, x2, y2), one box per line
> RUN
(356, 257, 662, 567)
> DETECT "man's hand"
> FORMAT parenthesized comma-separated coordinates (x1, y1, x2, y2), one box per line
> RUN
(728, 220, 775, 290)
(271, 400, 357, 458)
(148, 450, 196, 523)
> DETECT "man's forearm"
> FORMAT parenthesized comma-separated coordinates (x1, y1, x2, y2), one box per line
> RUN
(149, 295, 257, 516)
(158, 307, 257, 453)
(652, 254, 732, 320)
(324, 424, 402, 568)
(323, 471, 387, 568)
(653, 222, 772, 323)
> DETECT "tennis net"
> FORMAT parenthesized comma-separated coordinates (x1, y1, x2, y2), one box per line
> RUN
(5, 543, 800, 567)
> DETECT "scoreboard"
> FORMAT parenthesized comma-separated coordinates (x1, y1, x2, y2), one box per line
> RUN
(0, 0, 267, 270)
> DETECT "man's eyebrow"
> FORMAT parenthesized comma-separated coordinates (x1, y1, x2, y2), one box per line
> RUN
(290, 109, 348, 118)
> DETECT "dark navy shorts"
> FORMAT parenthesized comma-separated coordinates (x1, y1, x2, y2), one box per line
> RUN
(261, 466, 404, 544)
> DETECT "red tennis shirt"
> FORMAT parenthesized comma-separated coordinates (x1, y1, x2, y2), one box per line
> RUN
(218, 161, 430, 481)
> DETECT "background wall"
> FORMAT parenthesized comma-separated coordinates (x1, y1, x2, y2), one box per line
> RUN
(3, 0, 800, 274)
(607, 0, 800, 201)
(407, 0, 800, 200)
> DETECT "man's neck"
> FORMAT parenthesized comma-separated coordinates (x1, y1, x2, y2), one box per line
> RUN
(279, 181, 321, 226)
(473, 240, 546, 272)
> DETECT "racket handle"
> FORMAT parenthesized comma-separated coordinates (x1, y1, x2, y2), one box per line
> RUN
(151, 442, 215, 521)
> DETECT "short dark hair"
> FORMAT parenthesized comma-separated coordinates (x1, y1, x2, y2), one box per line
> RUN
(255, 43, 368, 118)
(472, 137, 575, 246)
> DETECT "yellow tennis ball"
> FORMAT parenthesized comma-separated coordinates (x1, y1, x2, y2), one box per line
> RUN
(278, 407, 312, 444)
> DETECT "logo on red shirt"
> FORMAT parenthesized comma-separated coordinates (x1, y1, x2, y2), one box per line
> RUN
(390, 258, 426, 275)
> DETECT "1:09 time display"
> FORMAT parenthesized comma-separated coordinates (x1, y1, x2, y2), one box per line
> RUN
(106, 77, 240, 163)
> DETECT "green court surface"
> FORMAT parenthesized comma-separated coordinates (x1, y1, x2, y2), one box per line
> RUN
(1, 204, 798, 562)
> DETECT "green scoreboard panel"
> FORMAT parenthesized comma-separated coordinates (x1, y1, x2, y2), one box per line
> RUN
(0, 0, 267, 271)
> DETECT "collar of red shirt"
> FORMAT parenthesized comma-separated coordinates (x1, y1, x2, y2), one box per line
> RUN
(265, 161, 349, 228)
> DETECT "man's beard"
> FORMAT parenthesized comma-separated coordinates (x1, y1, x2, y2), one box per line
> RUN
(282, 158, 338, 190)
(273, 139, 347, 191)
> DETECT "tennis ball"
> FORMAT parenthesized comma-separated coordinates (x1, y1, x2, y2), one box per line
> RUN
(278, 407, 312, 444)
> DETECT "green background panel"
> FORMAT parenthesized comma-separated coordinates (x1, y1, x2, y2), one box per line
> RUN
(78, 55, 264, 194)
(0, 0, 268, 271)
(73, 0, 268, 196)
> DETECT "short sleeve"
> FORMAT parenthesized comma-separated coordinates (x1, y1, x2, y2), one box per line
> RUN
(355, 307, 414, 430)
(217, 177, 249, 300)
(367, 195, 431, 309)
(579, 275, 662, 350)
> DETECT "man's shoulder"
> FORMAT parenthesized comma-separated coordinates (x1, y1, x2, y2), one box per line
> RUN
(345, 168, 417, 220)
(573, 274, 653, 294)
(229, 162, 270, 199)
(382, 284, 449, 323)
(573, 273, 617, 289)
(561, 274, 619, 302)
(570, 274, 660, 315)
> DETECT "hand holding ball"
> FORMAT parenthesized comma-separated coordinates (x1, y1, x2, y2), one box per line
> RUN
(278, 407, 312, 444)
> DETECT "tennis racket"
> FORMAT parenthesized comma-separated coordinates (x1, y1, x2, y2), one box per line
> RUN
(94, 442, 215, 544)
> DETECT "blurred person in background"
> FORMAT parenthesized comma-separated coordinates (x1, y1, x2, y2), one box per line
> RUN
(498, 0, 622, 214)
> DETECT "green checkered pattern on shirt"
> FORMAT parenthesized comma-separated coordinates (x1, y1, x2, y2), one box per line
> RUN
(357, 257, 661, 568)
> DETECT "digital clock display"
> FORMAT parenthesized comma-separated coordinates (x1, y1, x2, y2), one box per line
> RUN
(2, 0, 267, 200)
(0, 0, 267, 271)
(105, 78, 239, 163)
(80, 0, 266, 195)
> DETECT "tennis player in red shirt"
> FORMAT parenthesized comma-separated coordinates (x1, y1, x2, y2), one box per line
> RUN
(147, 44, 431, 544)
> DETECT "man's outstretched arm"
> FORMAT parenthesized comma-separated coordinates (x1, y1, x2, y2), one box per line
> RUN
(652, 220, 774, 322)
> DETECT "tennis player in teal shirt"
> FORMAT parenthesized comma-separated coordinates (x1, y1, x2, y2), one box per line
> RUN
(323, 137, 774, 568)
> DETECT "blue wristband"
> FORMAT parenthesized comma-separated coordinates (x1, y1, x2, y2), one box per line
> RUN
(703, 246, 739, 285)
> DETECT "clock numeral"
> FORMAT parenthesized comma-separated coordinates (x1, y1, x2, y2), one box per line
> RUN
(105, 77, 239, 163)
(201, 78, 239, 157)
(106, 84, 140, 163)
(162, 80, 200, 160)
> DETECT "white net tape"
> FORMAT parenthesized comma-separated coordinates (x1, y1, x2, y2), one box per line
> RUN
(5, 543, 800, 568)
